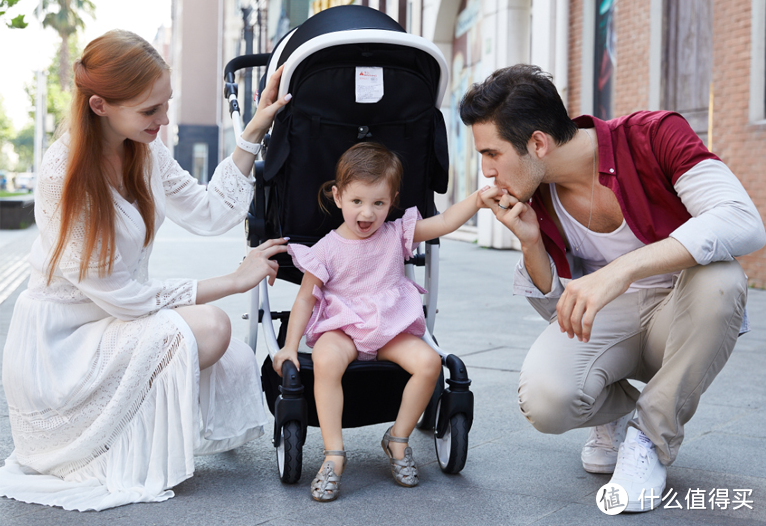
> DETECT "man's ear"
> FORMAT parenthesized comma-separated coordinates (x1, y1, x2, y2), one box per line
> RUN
(89, 95, 108, 116)
(332, 185, 342, 209)
(527, 131, 551, 160)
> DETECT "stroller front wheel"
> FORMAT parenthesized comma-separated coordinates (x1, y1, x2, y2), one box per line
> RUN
(433, 400, 469, 474)
(277, 420, 303, 483)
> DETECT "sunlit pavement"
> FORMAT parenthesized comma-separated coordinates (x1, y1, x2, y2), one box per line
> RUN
(0, 220, 764, 525)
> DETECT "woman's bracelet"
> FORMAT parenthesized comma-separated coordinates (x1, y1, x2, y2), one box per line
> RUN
(236, 134, 262, 156)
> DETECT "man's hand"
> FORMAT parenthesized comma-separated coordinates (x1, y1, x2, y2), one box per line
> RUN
(479, 186, 541, 245)
(557, 237, 697, 342)
(556, 265, 631, 342)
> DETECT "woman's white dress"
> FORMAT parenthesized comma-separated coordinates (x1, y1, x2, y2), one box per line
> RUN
(0, 136, 269, 511)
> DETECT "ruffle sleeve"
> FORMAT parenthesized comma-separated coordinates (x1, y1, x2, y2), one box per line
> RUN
(287, 244, 329, 284)
(398, 207, 422, 259)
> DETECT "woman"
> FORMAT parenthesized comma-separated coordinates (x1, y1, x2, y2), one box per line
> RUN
(0, 30, 290, 511)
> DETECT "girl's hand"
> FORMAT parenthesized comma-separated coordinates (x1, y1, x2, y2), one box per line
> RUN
(232, 238, 288, 292)
(476, 185, 493, 208)
(242, 65, 292, 142)
(480, 187, 541, 246)
(273, 347, 300, 377)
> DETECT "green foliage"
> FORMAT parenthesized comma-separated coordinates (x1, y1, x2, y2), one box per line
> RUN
(11, 123, 33, 172)
(0, 97, 15, 171)
(39, 0, 95, 91)
(1, 0, 27, 28)
(23, 39, 80, 145)
(40, 0, 95, 37)
(0, 97, 13, 142)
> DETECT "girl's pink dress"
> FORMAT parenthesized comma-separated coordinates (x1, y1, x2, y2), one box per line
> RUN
(287, 207, 427, 360)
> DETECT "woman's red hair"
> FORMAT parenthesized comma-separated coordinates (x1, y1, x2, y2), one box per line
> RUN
(48, 30, 168, 283)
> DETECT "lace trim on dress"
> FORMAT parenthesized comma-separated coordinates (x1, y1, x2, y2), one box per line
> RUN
(153, 139, 254, 214)
(26, 273, 90, 303)
(9, 329, 185, 479)
(55, 332, 183, 478)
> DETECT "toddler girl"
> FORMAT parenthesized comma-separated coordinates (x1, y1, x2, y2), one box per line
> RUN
(272, 142, 490, 501)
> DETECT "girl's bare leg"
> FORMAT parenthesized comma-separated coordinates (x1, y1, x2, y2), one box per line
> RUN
(175, 305, 232, 370)
(312, 330, 358, 474)
(377, 333, 442, 459)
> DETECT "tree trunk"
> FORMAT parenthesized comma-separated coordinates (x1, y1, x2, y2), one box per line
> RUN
(58, 33, 70, 91)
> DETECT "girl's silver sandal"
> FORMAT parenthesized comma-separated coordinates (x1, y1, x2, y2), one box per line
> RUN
(381, 426, 419, 487)
(311, 450, 347, 502)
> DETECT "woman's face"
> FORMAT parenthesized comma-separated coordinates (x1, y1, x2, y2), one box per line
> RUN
(98, 70, 172, 146)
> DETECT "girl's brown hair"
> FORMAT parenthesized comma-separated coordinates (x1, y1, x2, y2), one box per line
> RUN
(48, 30, 168, 283)
(319, 142, 402, 214)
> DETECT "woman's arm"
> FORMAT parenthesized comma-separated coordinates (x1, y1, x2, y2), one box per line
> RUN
(159, 66, 291, 236)
(195, 238, 288, 304)
(272, 270, 323, 376)
(231, 65, 291, 176)
(413, 186, 492, 244)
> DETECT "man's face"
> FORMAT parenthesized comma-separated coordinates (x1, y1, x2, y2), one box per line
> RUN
(472, 121, 545, 203)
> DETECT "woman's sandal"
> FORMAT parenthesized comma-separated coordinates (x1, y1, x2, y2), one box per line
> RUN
(310, 450, 347, 502)
(381, 426, 418, 487)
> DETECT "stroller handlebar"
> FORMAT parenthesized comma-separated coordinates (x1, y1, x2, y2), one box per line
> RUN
(223, 54, 271, 83)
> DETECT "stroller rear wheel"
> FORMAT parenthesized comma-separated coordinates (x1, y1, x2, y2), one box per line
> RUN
(433, 400, 469, 474)
(277, 420, 303, 483)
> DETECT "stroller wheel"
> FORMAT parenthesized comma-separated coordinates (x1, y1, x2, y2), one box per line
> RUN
(433, 400, 469, 474)
(276, 420, 303, 483)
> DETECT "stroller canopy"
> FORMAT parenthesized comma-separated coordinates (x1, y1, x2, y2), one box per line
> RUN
(266, 5, 449, 107)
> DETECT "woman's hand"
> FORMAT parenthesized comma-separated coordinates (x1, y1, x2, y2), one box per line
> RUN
(232, 238, 289, 293)
(273, 347, 300, 377)
(195, 238, 289, 304)
(241, 65, 292, 144)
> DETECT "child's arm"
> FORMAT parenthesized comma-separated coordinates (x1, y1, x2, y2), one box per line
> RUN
(413, 185, 492, 244)
(272, 270, 323, 376)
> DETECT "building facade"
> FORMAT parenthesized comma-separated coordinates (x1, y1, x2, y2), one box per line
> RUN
(167, 0, 766, 285)
(421, 0, 766, 285)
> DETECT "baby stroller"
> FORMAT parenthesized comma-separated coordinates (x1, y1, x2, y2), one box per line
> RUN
(223, 4, 474, 483)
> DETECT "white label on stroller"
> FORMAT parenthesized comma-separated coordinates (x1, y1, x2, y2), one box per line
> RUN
(355, 67, 384, 103)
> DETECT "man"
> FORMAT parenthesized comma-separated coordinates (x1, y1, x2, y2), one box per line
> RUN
(461, 64, 766, 512)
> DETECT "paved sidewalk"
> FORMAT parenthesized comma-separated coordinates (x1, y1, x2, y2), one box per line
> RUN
(0, 220, 764, 525)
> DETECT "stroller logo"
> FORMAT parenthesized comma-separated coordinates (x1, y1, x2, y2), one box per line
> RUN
(597, 483, 628, 515)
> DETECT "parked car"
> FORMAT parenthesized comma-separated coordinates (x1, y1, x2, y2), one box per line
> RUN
(13, 173, 35, 192)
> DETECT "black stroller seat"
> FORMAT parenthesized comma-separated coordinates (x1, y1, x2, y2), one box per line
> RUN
(223, 4, 474, 484)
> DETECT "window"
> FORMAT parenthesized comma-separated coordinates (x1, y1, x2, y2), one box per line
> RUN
(593, 0, 616, 119)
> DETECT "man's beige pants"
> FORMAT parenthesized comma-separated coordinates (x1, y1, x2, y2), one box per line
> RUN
(517, 260, 748, 465)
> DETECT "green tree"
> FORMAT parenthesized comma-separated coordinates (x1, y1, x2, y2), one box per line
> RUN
(0, 0, 28, 28)
(24, 39, 80, 144)
(39, 0, 95, 91)
(0, 97, 13, 143)
(0, 96, 16, 171)
(11, 124, 33, 172)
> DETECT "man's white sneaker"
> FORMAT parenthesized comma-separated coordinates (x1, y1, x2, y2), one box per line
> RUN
(608, 427, 667, 512)
(581, 412, 633, 474)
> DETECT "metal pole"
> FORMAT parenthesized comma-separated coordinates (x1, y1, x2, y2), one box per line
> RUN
(33, 0, 45, 175)
(242, 5, 254, 125)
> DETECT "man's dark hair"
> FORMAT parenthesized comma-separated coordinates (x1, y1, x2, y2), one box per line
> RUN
(459, 64, 578, 155)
